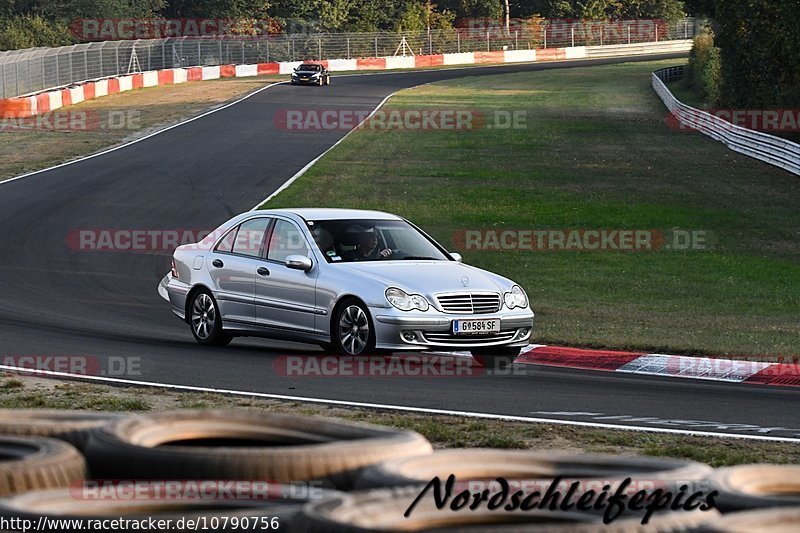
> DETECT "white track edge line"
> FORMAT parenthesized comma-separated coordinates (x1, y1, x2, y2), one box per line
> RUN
(1, 364, 797, 443)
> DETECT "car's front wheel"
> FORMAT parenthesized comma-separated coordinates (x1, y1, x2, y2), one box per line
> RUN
(470, 347, 521, 370)
(333, 299, 375, 356)
(188, 290, 232, 346)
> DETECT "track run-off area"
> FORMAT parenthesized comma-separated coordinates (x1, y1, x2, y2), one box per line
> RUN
(1, 54, 798, 442)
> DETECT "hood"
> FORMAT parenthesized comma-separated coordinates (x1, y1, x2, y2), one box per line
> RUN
(336, 261, 511, 298)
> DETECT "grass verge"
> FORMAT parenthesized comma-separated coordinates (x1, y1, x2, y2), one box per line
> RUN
(263, 59, 800, 359)
(1, 373, 797, 467)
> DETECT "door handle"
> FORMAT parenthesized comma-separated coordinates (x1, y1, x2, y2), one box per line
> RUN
(212, 259, 224, 268)
(257, 267, 270, 277)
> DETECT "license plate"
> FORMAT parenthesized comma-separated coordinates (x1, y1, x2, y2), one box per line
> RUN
(453, 318, 500, 335)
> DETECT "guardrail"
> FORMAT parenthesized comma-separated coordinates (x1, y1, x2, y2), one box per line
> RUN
(0, 19, 697, 99)
(586, 40, 692, 58)
(653, 66, 800, 176)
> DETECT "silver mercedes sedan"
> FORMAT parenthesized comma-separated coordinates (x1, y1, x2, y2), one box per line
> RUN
(158, 209, 534, 367)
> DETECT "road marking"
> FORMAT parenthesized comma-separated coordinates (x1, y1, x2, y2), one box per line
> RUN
(1, 364, 798, 443)
(532, 411, 800, 437)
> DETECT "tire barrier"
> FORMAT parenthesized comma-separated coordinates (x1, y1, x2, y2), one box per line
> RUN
(0, 409, 122, 451)
(700, 506, 800, 532)
(708, 465, 800, 512)
(84, 410, 433, 489)
(355, 449, 712, 489)
(0, 408, 796, 531)
(0, 436, 86, 496)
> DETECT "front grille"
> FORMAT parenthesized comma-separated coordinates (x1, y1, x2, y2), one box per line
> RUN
(421, 330, 516, 345)
(436, 292, 501, 314)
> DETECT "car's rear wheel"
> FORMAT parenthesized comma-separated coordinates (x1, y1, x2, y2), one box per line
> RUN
(333, 299, 375, 356)
(188, 290, 232, 346)
(470, 347, 521, 370)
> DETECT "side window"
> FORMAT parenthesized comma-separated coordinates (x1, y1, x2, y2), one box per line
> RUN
(268, 220, 310, 263)
(232, 218, 270, 258)
(214, 226, 237, 253)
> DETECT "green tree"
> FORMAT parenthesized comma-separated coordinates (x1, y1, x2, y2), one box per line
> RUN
(712, 0, 800, 107)
(0, 14, 73, 50)
(37, 0, 167, 19)
(395, 1, 426, 32)
(165, 0, 269, 19)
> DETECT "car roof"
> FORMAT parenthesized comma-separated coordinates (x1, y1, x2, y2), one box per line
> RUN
(265, 208, 403, 221)
(214, 209, 403, 233)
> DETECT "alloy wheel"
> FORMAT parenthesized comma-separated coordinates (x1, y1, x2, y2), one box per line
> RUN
(191, 293, 216, 340)
(338, 305, 370, 355)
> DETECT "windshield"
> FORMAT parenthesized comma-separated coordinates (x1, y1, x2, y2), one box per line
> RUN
(297, 64, 321, 72)
(307, 219, 450, 263)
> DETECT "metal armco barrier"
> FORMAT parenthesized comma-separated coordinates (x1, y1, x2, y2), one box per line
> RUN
(586, 40, 692, 58)
(653, 66, 800, 176)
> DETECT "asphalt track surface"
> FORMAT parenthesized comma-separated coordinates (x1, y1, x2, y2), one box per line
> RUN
(1, 54, 798, 441)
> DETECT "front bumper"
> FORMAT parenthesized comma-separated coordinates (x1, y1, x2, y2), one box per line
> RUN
(372, 308, 534, 351)
(291, 77, 319, 84)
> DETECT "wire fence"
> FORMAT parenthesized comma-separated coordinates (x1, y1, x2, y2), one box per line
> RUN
(0, 19, 696, 98)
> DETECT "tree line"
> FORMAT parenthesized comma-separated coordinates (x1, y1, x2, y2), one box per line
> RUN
(1, 0, 688, 49)
(685, 0, 799, 109)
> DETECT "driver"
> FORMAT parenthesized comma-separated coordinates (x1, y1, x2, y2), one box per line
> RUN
(342, 226, 392, 261)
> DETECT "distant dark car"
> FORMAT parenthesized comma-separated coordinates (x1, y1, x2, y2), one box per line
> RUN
(291, 63, 331, 86)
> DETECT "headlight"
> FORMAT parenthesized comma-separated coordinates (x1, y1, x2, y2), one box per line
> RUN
(504, 285, 528, 309)
(386, 288, 429, 312)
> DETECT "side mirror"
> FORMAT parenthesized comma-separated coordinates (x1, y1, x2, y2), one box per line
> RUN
(450, 252, 463, 263)
(285, 255, 313, 271)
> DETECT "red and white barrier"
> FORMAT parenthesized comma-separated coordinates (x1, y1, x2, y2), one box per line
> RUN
(516, 345, 800, 387)
(0, 40, 691, 118)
